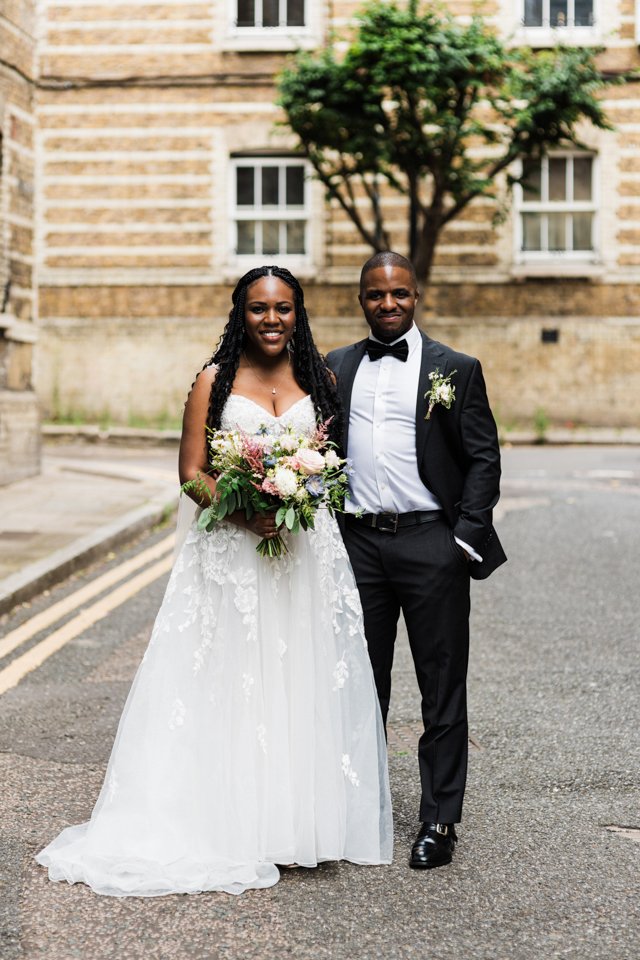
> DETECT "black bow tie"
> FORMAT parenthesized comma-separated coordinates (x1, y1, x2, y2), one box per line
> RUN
(365, 338, 409, 362)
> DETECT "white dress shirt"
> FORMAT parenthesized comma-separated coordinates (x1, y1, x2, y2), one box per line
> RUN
(345, 322, 480, 561)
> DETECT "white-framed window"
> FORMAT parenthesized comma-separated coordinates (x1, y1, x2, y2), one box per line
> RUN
(515, 153, 598, 261)
(230, 157, 309, 260)
(224, 0, 319, 50)
(523, 0, 594, 27)
(235, 0, 305, 28)
(515, 0, 599, 45)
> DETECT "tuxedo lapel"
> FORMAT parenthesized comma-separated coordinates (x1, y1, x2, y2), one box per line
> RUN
(337, 340, 367, 451)
(415, 333, 447, 465)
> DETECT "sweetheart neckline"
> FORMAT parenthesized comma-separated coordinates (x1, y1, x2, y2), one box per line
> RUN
(227, 393, 312, 420)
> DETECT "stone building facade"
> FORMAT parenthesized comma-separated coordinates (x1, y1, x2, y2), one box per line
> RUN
(0, 0, 39, 484)
(29, 0, 640, 428)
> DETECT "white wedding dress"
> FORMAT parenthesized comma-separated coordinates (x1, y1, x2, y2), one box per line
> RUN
(36, 395, 393, 896)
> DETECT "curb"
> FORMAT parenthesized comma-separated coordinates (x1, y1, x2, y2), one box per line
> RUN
(0, 493, 178, 617)
(42, 424, 640, 447)
(500, 429, 640, 446)
(42, 425, 180, 446)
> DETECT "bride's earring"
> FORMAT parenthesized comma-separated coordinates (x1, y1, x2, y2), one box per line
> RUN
(287, 326, 297, 354)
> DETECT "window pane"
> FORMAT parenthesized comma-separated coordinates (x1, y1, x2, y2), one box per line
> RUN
(237, 221, 255, 255)
(548, 213, 567, 250)
(572, 213, 593, 250)
(262, 167, 279, 206)
(522, 213, 542, 251)
(263, 220, 281, 255)
(548, 158, 566, 201)
(236, 0, 255, 27)
(550, 0, 568, 27)
(236, 167, 254, 206)
(524, 0, 543, 26)
(286, 220, 305, 254)
(522, 160, 541, 200)
(573, 157, 592, 200)
(574, 0, 593, 26)
(287, 0, 305, 26)
(286, 166, 304, 206)
(263, 0, 279, 27)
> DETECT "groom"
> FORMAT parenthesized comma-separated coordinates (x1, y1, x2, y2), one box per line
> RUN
(326, 252, 506, 870)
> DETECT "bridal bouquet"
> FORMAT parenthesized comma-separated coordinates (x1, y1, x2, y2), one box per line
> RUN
(183, 420, 350, 558)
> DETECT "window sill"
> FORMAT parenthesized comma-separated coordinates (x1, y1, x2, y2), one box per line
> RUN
(511, 259, 605, 280)
(223, 32, 319, 53)
(510, 27, 601, 49)
(0, 313, 38, 343)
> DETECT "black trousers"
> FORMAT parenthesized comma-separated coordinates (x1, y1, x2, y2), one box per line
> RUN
(343, 517, 471, 824)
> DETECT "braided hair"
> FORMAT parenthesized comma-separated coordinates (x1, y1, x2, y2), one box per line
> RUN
(198, 266, 343, 445)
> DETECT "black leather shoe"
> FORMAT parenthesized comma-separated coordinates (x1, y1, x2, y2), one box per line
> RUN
(409, 822, 457, 869)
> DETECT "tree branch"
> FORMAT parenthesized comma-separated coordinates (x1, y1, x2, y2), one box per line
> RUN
(307, 151, 385, 251)
(360, 175, 390, 248)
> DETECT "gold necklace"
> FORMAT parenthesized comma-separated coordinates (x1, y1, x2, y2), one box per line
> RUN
(243, 351, 290, 396)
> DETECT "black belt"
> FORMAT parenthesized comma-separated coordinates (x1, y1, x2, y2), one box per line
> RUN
(345, 509, 443, 534)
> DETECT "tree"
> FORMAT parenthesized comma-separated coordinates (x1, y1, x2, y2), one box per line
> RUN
(277, 1, 613, 283)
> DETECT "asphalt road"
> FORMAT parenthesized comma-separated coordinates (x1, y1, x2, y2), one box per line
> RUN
(1, 446, 639, 960)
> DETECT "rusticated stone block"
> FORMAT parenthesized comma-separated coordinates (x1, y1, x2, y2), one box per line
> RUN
(0, 390, 40, 487)
(47, 5, 212, 22)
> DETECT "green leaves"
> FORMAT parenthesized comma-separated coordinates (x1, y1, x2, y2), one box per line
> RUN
(284, 506, 296, 530)
(197, 505, 218, 533)
(506, 46, 613, 159)
(180, 470, 213, 505)
(277, 1, 613, 283)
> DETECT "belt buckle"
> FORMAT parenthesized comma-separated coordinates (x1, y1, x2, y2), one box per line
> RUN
(375, 511, 398, 534)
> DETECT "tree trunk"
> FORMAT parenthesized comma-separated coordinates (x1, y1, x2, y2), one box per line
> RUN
(412, 210, 443, 287)
(407, 173, 419, 262)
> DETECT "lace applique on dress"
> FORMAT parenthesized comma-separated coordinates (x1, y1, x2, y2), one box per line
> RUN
(168, 699, 186, 730)
(341, 754, 360, 788)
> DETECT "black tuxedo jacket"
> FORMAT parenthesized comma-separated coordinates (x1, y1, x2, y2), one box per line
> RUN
(326, 330, 507, 580)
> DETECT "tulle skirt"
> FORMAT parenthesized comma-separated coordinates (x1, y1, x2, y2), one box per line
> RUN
(36, 512, 393, 896)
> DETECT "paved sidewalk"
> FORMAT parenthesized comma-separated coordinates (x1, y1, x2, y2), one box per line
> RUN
(0, 442, 179, 616)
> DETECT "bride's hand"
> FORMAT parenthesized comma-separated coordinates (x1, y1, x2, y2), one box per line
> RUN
(230, 511, 279, 539)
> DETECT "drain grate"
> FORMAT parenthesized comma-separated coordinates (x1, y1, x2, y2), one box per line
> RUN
(387, 721, 482, 755)
(387, 722, 421, 754)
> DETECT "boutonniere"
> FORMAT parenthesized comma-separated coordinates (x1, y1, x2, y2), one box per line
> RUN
(424, 368, 457, 420)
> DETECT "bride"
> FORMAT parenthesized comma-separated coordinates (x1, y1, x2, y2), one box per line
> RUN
(36, 266, 393, 896)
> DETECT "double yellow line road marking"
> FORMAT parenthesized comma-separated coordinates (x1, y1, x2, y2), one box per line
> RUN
(0, 534, 175, 697)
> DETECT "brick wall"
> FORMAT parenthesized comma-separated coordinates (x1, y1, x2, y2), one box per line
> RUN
(1, 0, 37, 324)
(32, 0, 640, 428)
(0, 0, 40, 483)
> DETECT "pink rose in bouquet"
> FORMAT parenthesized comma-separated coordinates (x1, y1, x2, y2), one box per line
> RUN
(296, 448, 326, 475)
